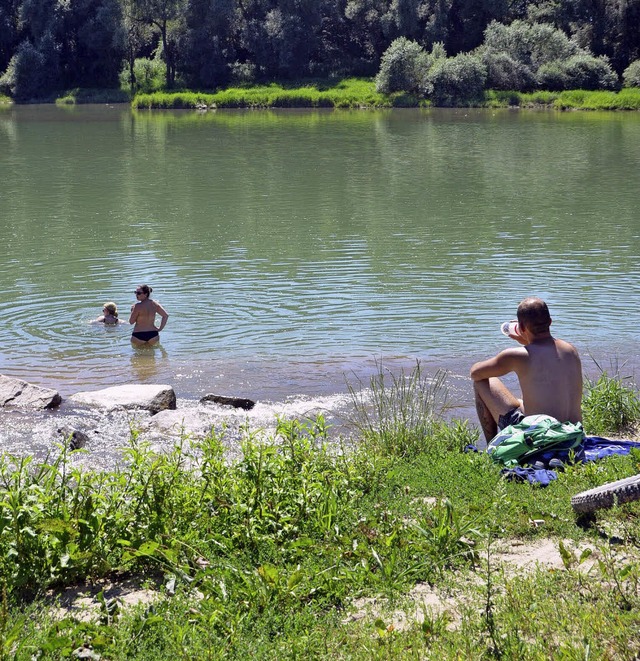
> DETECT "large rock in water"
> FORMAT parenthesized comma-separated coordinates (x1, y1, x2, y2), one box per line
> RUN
(0, 375, 62, 409)
(70, 384, 176, 414)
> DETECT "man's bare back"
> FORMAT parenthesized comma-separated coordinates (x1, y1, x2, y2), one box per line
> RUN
(470, 297, 582, 440)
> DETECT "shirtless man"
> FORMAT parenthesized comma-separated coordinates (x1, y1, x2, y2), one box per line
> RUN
(129, 284, 169, 346)
(470, 297, 582, 441)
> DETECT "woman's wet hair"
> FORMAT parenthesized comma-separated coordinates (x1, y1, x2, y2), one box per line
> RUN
(137, 284, 152, 297)
(103, 302, 118, 317)
(517, 297, 551, 334)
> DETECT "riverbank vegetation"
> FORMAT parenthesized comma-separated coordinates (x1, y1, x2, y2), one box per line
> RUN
(1, 368, 639, 658)
(129, 80, 640, 111)
(1, 1, 640, 108)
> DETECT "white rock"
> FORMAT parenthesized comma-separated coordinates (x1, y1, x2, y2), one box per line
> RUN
(70, 384, 176, 414)
(0, 375, 62, 409)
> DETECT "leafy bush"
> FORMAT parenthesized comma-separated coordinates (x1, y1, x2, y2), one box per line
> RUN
(582, 372, 640, 435)
(536, 61, 570, 91)
(426, 53, 487, 106)
(481, 20, 580, 70)
(623, 60, 640, 88)
(0, 40, 50, 101)
(537, 54, 618, 91)
(482, 52, 535, 91)
(375, 37, 428, 94)
(561, 54, 618, 90)
(120, 57, 166, 94)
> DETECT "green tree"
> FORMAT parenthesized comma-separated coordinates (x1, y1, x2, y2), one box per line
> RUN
(1, 37, 56, 100)
(480, 20, 580, 70)
(130, 0, 187, 87)
(61, 0, 126, 87)
(623, 60, 640, 87)
(446, 0, 509, 54)
(179, 0, 236, 88)
(375, 37, 430, 93)
(426, 51, 486, 105)
(0, 0, 22, 74)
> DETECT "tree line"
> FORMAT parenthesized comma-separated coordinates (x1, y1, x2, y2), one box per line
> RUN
(1, 0, 639, 101)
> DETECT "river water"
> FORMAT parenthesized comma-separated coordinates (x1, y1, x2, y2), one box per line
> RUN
(1, 105, 638, 461)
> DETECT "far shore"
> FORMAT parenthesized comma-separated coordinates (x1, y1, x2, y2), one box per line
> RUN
(3, 80, 640, 111)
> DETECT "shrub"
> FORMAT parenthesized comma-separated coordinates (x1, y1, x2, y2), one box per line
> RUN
(1, 40, 49, 101)
(426, 53, 487, 106)
(375, 37, 428, 94)
(482, 51, 536, 91)
(536, 61, 570, 91)
(623, 60, 640, 88)
(120, 57, 166, 94)
(481, 20, 580, 70)
(562, 54, 619, 90)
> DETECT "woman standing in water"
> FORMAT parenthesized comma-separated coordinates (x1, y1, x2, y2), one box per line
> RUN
(129, 284, 169, 345)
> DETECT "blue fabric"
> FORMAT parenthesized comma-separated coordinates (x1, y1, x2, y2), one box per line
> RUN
(583, 436, 640, 462)
(501, 467, 558, 486)
(475, 435, 640, 486)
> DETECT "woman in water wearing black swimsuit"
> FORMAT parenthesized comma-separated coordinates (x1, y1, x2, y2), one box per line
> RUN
(129, 284, 169, 345)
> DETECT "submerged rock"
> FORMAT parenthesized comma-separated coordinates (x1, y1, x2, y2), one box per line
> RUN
(70, 384, 177, 414)
(0, 375, 62, 409)
(200, 394, 256, 410)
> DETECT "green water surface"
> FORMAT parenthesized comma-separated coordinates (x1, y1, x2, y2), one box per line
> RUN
(0, 105, 638, 399)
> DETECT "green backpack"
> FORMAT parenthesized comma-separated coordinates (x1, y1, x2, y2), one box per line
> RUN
(487, 414, 585, 468)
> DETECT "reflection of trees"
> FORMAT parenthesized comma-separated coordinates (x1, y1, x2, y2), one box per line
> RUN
(2, 106, 640, 303)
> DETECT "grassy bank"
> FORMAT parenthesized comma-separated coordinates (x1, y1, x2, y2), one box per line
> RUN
(487, 87, 640, 110)
(130, 79, 640, 110)
(3, 80, 639, 110)
(1, 368, 640, 658)
(131, 79, 413, 110)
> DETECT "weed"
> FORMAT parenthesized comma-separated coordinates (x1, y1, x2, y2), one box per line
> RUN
(582, 365, 640, 435)
(347, 361, 449, 458)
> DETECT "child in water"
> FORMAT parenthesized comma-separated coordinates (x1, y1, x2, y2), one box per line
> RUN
(91, 302, 124, 326)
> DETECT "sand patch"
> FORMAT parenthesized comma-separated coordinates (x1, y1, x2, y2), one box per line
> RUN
(47, 575, 161, 623)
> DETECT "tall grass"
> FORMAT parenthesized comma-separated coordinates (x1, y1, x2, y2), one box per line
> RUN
(483, 88, 640, 109)
(132, 79, 392, 109)
(554, 88, 640, 110)
(582, 369, 640, 435)
(348, 362, 450, 458)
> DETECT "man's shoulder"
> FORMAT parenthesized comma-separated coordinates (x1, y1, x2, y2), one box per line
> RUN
(553, 337, 581, 357)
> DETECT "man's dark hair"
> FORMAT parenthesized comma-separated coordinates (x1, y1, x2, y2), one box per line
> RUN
(517, 297, 551, 335)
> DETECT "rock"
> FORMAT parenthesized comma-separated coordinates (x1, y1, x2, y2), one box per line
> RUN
(70, 384, 176, 414)
(0, 375, 62, 409)
(58, 427, 90, 451)
(200, 394, 255, 410)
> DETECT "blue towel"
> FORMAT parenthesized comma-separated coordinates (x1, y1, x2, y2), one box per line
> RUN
(583, 436, 640, 462)
(468, 436, 640, 486)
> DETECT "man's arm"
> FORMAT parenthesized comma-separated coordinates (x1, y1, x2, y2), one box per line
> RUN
(470, 348, 526, 382)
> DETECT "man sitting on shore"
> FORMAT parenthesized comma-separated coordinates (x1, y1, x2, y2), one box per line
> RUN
(470, 297, 583, 441)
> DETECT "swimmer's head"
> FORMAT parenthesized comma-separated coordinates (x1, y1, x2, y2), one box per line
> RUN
(103, 302, 118, 317)
(135, 284, 152, 298)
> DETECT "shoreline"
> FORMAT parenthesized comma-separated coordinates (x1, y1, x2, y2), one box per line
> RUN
(3, 83, 640, 111)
